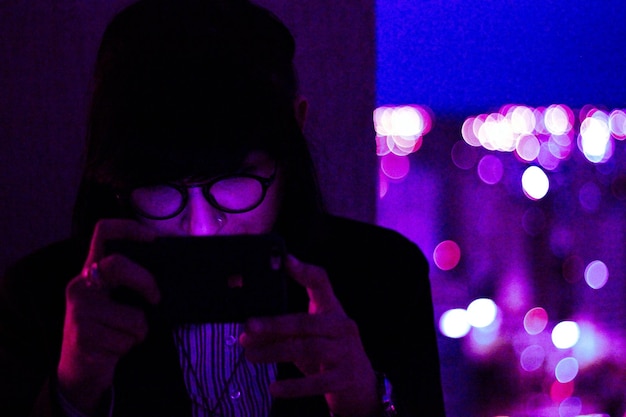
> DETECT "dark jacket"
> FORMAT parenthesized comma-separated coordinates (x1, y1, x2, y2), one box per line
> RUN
(0, 215, 446, 417)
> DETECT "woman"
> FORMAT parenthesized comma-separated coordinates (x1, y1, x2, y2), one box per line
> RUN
(0, 0, 445, 416)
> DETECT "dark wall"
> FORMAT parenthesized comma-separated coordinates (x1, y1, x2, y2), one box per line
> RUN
(0, 0, 377, 273)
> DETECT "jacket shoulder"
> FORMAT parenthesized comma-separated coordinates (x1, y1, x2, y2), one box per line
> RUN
(323, 215, 427, 262)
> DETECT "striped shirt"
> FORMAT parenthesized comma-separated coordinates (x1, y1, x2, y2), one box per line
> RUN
(58, 323, 277, 417)
(174, 322, 277, 417)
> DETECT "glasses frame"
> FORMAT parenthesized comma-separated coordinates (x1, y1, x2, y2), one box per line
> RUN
(124, 164, 277, 220)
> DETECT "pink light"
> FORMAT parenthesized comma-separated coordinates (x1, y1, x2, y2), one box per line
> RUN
(433, 240, 461, 271)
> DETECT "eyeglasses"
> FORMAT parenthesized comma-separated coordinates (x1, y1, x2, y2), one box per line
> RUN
(126, 167, 277, 220)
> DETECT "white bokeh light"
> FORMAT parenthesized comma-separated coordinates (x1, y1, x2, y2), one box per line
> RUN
(551, 321, 580, 349)
(439, 308, 471, 339)
(521, 165, 549, 200)
(466, 298, 498, 328)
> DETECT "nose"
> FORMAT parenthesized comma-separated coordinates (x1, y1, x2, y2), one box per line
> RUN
(184, 187, 224, 236)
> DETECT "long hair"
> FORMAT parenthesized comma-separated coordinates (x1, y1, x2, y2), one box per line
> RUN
(71, 0, 326, 249)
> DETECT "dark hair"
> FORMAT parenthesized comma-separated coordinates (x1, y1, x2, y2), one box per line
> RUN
(71, 0, 326, 247)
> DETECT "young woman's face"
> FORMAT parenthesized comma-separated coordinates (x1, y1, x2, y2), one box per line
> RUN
(135, 151, 282, 236)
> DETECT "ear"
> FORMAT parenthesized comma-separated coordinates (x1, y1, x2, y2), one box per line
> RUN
(294, 95, 308, 130)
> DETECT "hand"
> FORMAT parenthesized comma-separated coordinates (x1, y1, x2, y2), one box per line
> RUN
(240, 255, 380, 417)
(57, 219, 161, 415)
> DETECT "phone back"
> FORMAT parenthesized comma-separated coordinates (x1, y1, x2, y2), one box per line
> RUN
(105, 233, 288, 324)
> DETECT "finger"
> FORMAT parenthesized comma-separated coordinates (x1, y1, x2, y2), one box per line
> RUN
(98, 254, 161, 305)
(67, 274, 152, 333)
(74, 303, 149, 355)
(65, 279, 150, 356)
(285, 254, 344, 314)
(269, 371, 350, 398)
(81, 261, 104, 289)
(242, 313, 358, 341)
(82, 218, 157, 275)
(243, 334, 337, 364)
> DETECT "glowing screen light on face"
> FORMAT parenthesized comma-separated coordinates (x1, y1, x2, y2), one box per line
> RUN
(521, 165, 549, 200)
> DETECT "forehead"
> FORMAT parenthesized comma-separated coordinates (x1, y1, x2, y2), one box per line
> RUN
(241, 150, 275, 167)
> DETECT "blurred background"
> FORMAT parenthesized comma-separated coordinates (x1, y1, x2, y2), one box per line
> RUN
(1, 1, 625, 416)
(375, 1, 626, 416)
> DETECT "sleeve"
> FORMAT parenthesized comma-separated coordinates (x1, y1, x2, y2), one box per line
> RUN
(328, 224, 447, 417)
(379, 236, 446, 417)
(0, 242, 81, 417)
(57, 381, 115, 417)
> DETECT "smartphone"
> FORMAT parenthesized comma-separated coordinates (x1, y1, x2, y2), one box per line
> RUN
(104, 233, 289, 324)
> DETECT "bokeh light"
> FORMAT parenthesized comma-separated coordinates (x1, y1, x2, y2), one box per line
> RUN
(523, 307, 548, 335)
(584, 260, 609, 289)
(377, 102, 626, 415)
(551, 321, 580, 349)
(579, 111, 613, 163)
(451, 140, 478, 170)
(516, 134, 541, 162)
(558, 395, 582, 417)
(522, 165, 549, 200)
(554, 357, 579, 383)
(379, 153, 410, 180)
(609, 109, 626, 139)
(466, 298, 497, 328)
(520, 344, 546, 372)
(374, 104, 433, 182)
(477, 154, 504, 185)
(439, 308, 471, 339)
(550, 380, 575, 403)
(459, 105, 626, 158)
(433, 240, 461, 271)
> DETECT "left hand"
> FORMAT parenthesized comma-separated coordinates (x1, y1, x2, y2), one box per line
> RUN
(239, 254, 380, 417)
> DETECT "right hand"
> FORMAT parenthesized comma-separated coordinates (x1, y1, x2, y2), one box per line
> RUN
(57, 219, 161, 415)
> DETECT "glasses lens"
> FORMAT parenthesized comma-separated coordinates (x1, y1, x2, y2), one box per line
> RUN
(130, 185, 184, 218)
(208, 176, 265, 212)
